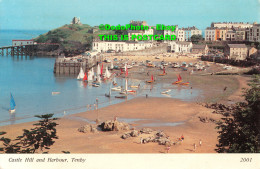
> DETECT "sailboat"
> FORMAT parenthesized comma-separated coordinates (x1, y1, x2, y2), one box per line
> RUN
(110, 61, 114, 70)
(119, 67, 136, 94)
(172, 74, 182, 84)
(97, 64, 101, 76)
(9, 93, 16, 113)
(105, 83, 112, 97)
(159, 67, 166, 76)
(77, 67, 85, 80)
(146, 74, 154, 83)
(104, 66, 111, 79)
(88, 70, 93, 82)
(83, 72, 88, 82)
(100, 64, 104, 76)
(112, 77, 117, 86)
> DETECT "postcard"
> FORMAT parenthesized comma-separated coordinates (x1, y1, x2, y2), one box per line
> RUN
(0, 0, 259, 168)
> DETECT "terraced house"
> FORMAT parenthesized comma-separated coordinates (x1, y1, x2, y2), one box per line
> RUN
(224, 44, 248, 60)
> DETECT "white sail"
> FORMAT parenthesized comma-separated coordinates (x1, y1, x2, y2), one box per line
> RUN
(124, 64, 127, 71)
(125, 79, 128, 91)
(97, 75, 101, 83)
(77, 67, 85, 80)
(104, 66, 111, 79)
(91, 67, 94, 75)
(88, 71, 93, 81)
(97, 64, 101, 76)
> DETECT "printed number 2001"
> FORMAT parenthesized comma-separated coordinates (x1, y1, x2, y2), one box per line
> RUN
(240, 158, 252, 162)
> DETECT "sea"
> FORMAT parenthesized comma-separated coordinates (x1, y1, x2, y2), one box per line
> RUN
(0, 29, 201, 126)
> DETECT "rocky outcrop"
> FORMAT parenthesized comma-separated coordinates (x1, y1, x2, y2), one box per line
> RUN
(98, 120, 130, 131)
(122, 128, 172, 146)
(78, 124, 98, 133)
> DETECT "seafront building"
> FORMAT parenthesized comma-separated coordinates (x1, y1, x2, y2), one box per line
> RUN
(163, 25, 178, 42)
(177, 29, 185, 41)
(224, 44, 248, 60)
(12, 39, 34, 46)
(167, 41, 192, 53)
(192, 44, 209, 55)
(248, 24, 260, 42)
(205, 27, 216, 41)
(211, 22, 253, 29)
(127, 27, 154, 41)
(92, 40, 154, 52)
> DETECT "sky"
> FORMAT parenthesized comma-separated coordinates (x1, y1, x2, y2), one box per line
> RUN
(0, 0, 259, 31)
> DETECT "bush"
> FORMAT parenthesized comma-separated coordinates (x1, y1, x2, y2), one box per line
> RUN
(0, 114, 58, 153)
(215, 75, 260, 153)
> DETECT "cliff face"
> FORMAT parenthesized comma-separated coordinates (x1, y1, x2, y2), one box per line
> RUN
(34, 24, 115, 56)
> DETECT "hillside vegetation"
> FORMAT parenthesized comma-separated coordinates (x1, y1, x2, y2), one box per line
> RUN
(35, 24, 115, 52)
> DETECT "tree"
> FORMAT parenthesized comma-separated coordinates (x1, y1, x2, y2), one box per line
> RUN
(191, 35, 203, 44)
(215, 75, 260, 153)
(0, 114, 58, 153)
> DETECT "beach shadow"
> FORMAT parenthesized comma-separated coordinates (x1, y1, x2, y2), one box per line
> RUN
(185, 148, 194, 152)
(159, 151, 166, 153)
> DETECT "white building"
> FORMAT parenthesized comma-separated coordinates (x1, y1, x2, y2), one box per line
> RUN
(177, 29, 185, 41)
(12, 39, 34, 46)
(167, 41, 192, 53)
(92, 41, 154, 53)
(205, 28, 216, 41)
(248, 24, 260, 42)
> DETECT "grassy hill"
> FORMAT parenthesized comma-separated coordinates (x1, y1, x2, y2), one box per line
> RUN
(35, 24, 115, 51)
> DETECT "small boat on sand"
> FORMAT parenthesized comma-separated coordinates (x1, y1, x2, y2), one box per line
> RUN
(172, 74, 182, 84)
(159, 67, 166, 76)
(115, 95, 127, 99)
(111, 86, 121, 91)
(52, 92, 60, 95)
(146, 75, 154, 83)
(161, 89, 171, 94)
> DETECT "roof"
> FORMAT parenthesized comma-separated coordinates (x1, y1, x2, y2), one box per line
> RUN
(193, 44, 207, 49)
(176, 41, 192, 45)
(128, 30, 144, 33)
(227, 44, 247, 48)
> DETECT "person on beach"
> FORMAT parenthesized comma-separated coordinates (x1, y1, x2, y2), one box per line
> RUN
(93, 104, 96, 110)
(199, 139, 202, 147)
(166, 146, 170, 153)
(140, 137, 143, 144)
(223, 86, 227, 92)
(194, 143, 197, 151)
(114, 116, 117, 121)
(181, 134, 184, 141)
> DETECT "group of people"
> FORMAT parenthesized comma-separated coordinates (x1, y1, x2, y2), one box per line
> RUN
(194, 139, 202, 152)
(86, 103, 98, 111)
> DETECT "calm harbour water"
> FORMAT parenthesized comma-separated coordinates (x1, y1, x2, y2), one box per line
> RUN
(0, 30, 201, 126)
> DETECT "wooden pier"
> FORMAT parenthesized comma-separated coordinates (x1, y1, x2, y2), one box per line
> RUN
(0, 43, 59, 56)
